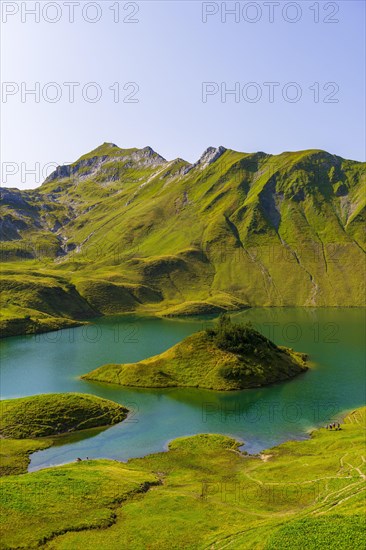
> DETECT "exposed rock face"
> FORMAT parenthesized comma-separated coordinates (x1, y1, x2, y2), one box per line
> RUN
(0, 215, 28, 241)
(0, 189, 42, 242)
(132, 146, 166, 164)
(0, 188, 32, 208)
(44, 145, 166, 184)
(197, 146, 227, 168)
(182, 146, 227, 174)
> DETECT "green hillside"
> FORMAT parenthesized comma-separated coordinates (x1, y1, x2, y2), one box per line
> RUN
(83, 316, 307, 390)
(0, 407, 364, 549)
(1, 143, 365, 336)
(0, 393, 129, 475)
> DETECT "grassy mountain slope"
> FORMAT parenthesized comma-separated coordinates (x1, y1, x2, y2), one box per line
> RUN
(1, 407, 364, 549)
(1, 144, 365, 335)
(82, 318, 307, 390)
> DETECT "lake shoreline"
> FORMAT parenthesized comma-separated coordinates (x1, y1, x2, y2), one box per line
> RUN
(1, 303, 365, 339)
(2, 308, 364, 472)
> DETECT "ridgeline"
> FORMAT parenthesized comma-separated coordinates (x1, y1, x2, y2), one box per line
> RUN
(1, 144, 365, 337)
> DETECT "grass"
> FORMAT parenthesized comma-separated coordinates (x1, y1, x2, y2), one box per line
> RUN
(82, 318, 308, 390)
(1, 146, 365, 337)
(0, 393, 128, 439)
(0, 407, 364, 549)
(158, 294, 249, 317)
(264, 516, 366, 549)
(0, 438, 51, 476)
(0, 271, 97, 337)
(0, 460, 159, 548)
(0, 313, 83, 338)
(0, 393, 129, 476)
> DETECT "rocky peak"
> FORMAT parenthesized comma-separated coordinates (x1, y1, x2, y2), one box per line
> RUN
(183, 146, 227, 175)
(198, 146, 227, 168)
(43, 144, 167, 185)
(133, 146, 166, 163)
(141, 146, 157, 156)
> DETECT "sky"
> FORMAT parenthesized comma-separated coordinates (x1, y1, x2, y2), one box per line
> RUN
(1, 0, 365, 188)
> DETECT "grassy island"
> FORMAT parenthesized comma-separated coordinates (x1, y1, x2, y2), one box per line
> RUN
(82, 315, 307, 390)
(0, 393, 128, 475)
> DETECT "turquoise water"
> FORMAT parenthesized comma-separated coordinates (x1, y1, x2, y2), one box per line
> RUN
(0, 308, 364, 471)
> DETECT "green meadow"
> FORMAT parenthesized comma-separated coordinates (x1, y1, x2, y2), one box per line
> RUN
(0, 405, 364, 549)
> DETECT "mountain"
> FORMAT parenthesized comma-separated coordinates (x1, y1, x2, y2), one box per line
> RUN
(1, 143, 365, 336)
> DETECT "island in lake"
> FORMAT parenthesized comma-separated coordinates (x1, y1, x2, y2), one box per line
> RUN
(83, 315, 308, 390)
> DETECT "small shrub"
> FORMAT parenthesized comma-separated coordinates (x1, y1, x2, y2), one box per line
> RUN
(206, 314, 272, 356)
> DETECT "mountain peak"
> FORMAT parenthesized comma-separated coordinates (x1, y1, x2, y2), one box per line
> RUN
(43, 143, 166, 185)
(181, 146, 227, 175)
(102, 142, 118, 148)
(198, 146, 226, 167)
(139, 146, 166, 162)
(141, 146, 156, 155)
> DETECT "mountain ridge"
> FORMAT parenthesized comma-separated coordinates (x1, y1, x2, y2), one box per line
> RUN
(1, 143, 365, 336)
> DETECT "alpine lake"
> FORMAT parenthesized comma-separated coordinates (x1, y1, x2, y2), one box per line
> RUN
(0, 308, 364, 471)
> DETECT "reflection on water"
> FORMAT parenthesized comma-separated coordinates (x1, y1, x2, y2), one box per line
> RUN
(0, 308, 364, 471)
(50, 426, 109, 448)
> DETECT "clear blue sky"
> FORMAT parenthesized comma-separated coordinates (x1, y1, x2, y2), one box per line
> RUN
(1, 0, 365, 188)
